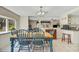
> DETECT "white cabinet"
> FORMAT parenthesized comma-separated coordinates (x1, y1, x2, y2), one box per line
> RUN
(61, 30, 79, 44)
(59, 30, 79, 51)
(60, 15, 69, 25)
(68, 15, 79, 25)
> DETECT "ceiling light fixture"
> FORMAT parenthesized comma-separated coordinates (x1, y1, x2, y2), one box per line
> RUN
(36, 6, 47, 16)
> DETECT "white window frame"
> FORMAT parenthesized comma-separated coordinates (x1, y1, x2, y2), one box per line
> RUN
(0, 15, 16, 34)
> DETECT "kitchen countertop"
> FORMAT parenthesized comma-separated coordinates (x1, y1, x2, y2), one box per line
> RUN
(61, 28, 79, 31)
(61, 29, 79, 44)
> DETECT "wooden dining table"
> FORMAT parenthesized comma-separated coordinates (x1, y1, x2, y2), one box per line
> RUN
(10, 32, 53, 52)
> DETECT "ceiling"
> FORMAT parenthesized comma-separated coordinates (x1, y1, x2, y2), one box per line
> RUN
(4, 6, 79, 18)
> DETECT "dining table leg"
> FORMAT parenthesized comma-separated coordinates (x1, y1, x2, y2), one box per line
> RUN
(49, 38, 53, 52)
(10, 38, 15, 52)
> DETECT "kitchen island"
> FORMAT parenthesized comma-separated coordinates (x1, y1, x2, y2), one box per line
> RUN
(61, 29, 79, 44)
(53, 29, 79, 52)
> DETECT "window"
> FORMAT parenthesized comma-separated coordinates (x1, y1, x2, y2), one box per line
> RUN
(0, 18, 6, 32)
(8, 19, 16, 31)
(0, 16, 16, 33)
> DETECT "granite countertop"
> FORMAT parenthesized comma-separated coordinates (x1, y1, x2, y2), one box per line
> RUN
(61, 28, 79, 31)
(61, 29, 79, 33)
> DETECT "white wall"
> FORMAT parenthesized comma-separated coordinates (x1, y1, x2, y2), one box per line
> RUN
(67, 15, 79, 29)
(0, 34, 11, 52)
(20, 16, 28, 29)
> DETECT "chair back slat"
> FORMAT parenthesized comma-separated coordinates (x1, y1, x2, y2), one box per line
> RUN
(17, 29, 26, 38)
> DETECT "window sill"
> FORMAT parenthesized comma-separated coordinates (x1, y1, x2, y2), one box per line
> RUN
(0, 31, 10, 35)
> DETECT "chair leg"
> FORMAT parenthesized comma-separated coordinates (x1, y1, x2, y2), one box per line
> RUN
(18, 46, 21, 52)
(28, 45, 30, 52)
(18, 48, 20, 52)
(18, 46, 22, 52)
(30, 43, 32, 51)
(32, 45, 35, 52)
(43, 46, 44, 52)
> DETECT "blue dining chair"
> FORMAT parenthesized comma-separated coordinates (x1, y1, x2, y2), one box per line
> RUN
(32, 28, 45, 52)
(16, 29, 31, 52)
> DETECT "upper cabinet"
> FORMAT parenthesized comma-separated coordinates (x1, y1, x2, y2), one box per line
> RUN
(60, 16, 69, 25)
(68, 15, 79, 25)
(60, 14, 79, 25)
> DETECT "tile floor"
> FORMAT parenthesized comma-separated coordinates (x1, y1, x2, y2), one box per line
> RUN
(0, 36, 79, 52)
